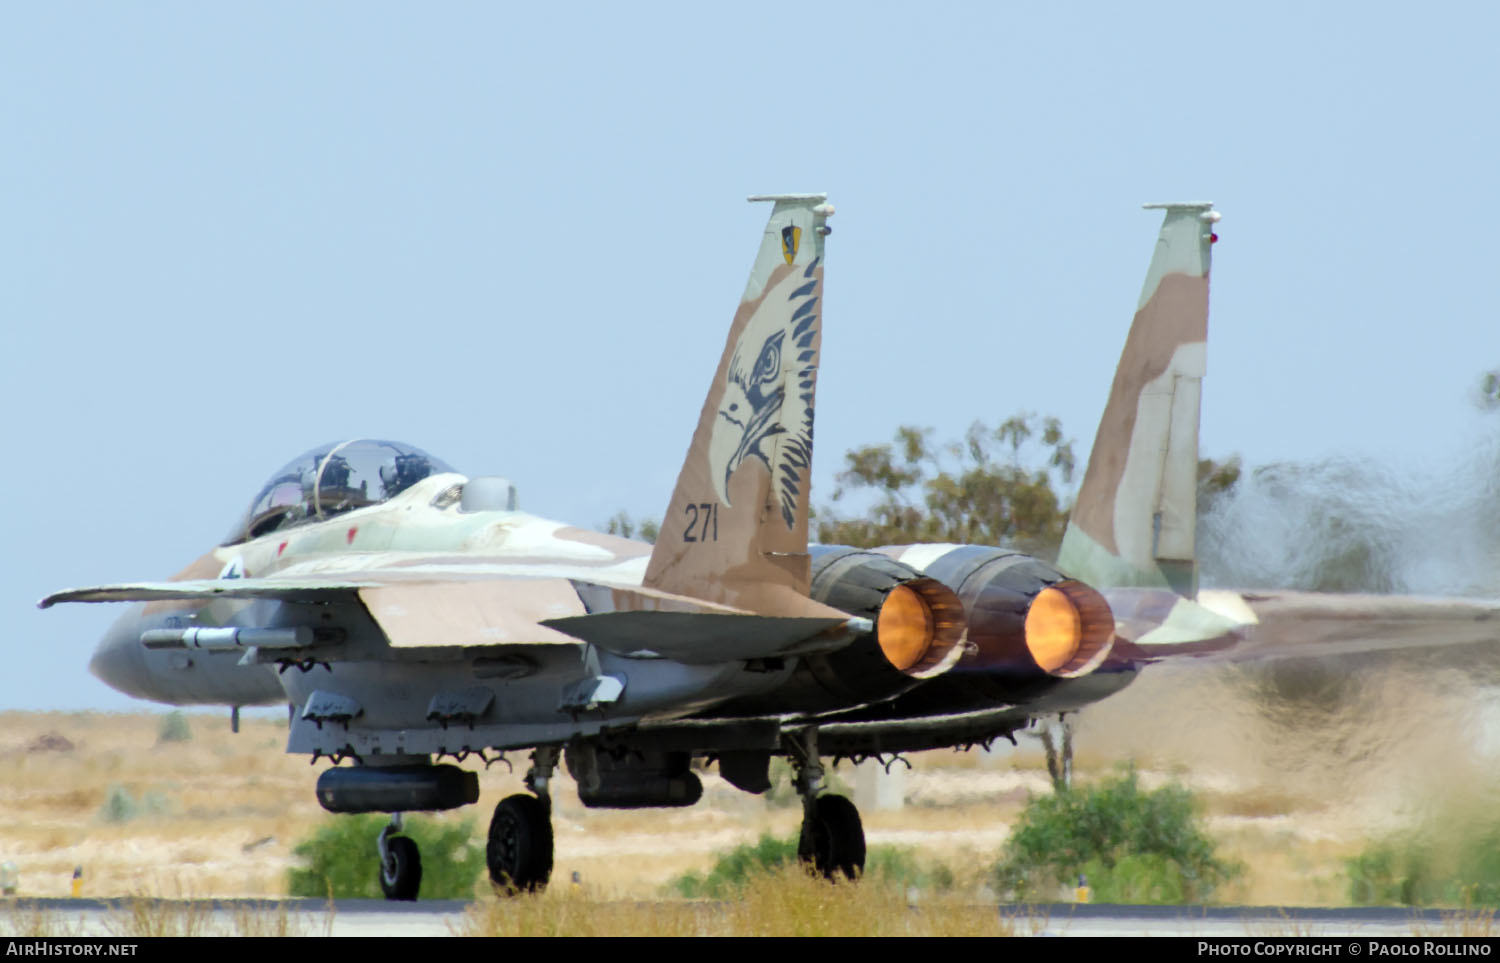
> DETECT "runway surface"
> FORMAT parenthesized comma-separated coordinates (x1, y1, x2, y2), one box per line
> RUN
(6, 899, 1487, 938)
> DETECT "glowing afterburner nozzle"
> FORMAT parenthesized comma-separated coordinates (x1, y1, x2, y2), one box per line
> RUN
(1024, 587, 1082, 673)
(1023, 579, 1115, 677)
(877, 584, 932, 672)
(875, 577, 966, 678)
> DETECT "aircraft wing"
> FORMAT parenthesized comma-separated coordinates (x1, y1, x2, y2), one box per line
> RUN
(41, 577, 865, 658)
(1108, 586, 1500, 663)
(38, 577, 587, 648)
(38, 579, 366, 608)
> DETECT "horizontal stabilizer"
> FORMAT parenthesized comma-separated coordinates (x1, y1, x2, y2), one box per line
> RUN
(1229, 589, 1500, 660)
(540, 611, 865, 663)
(1107, 587, 1500, 663)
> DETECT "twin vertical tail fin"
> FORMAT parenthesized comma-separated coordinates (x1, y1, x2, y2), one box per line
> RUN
(644, 195, 835, 614)
(1057, 203, 1220, 597)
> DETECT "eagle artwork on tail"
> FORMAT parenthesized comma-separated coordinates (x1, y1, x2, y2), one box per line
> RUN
(707, 256, 820, 528)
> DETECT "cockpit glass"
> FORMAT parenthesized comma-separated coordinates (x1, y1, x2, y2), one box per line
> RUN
(223, 440, 456, 544)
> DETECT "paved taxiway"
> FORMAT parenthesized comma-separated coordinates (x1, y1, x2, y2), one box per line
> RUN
(6, 900, 1483, 938)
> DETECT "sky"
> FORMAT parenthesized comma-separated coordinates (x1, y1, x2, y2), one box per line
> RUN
(3, 3, 1497, 711)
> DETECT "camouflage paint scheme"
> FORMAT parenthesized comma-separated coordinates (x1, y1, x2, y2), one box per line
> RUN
(45, 196, 1500, 774)
(1058, 202, 1215, 599)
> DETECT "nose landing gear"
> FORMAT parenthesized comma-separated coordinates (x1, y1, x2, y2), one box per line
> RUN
(377, 814, 422, 901)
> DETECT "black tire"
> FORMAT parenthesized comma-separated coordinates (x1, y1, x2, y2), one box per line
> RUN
(798, 794, 865, 881)
(487, 793, 554, 894)
(379, 835, 422, 901)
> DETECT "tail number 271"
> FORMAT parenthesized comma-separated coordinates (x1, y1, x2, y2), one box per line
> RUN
(682, 502, 718, 543)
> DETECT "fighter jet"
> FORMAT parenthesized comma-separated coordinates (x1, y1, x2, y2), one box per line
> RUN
(43, 196, 1500, 901)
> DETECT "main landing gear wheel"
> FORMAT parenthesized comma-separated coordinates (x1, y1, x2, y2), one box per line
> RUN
(379, 835, 422, 901)
(487, 793, 553, 894)
(799, 794, 866, 881)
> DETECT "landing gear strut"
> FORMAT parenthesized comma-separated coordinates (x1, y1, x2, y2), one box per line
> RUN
(487, 748, 556, 893)
(1035, 713, 1074, 792)
(378, 813, 422, 901)
(788, 728, 865, 881)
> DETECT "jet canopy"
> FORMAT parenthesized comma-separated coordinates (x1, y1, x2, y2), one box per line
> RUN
(224, 440, 456, 544)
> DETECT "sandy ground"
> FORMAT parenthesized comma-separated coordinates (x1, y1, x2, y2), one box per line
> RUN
(5, 649, 1500, 904)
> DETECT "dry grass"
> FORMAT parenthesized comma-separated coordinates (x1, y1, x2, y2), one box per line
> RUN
(1412, 908, 1499, 938)
(0, 710, 330, 898)
(458, 866, 1020, 937)
(4, 902, 85, 938)
(100, 898, 330, 937)
(2, 899, 332, 937)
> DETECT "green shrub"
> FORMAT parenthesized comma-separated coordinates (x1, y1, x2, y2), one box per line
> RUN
(864, 845, 956, 893)
(98, 785, 139, 824)
(992, 766, 1238, 903)
(1347, 818, 1500, 907)
(139, 790, 171, 816)
(286, 814, 485, 900)
(673, 832, 796, 897)
(670, 832, 955, 898)
(96, 786, 171, 823)
(156, 711, 191, 744)
(1348, 839, 1427, 906)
